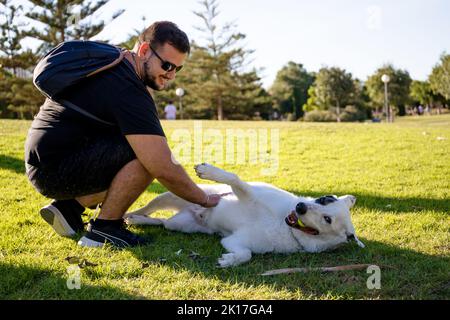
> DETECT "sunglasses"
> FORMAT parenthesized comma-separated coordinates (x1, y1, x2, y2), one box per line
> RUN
(150, 45, 183, 73)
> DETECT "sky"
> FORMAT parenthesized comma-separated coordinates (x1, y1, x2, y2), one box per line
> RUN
(18, 0, 450, 88)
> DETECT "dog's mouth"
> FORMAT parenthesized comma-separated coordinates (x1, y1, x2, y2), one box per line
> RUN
(285, 211, 319, 235)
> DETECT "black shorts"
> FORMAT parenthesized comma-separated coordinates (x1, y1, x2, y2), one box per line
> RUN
(26, 135, 136, 200)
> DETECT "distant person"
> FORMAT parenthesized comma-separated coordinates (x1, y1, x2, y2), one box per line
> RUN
(164, 100, 177, 120)
(418, 105, 424, 115)
(272, 110, 280, 120)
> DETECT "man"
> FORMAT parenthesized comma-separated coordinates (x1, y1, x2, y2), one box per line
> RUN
(164, 100, 177, 120)
(24, 21, 221, 248)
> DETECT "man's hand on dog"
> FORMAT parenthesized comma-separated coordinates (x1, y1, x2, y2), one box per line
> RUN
(202, 194, 222, 207)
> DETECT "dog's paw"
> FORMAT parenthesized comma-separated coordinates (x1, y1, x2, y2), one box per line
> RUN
(194, 163, 224, 181)
(217, 253, 238, 268)
(194, 162, 213, 176)
(124, 214, 145, 225)
(125, 214, 161, 226)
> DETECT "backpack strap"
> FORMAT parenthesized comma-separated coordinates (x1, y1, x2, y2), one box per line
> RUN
(87, 49, 125, 77)
(59, 99, 115, 127)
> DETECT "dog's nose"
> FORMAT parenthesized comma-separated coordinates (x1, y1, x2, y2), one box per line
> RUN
(296, 202, 308, 215)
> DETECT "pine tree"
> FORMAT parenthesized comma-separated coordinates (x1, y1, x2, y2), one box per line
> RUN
(0, 0, 43, 119)
(118, 16, 147, 49)
(0, 0, 37, 73)
(25, 0, 124, 54)
(188, 0, 266, 120)
(3, 75, 44, 119)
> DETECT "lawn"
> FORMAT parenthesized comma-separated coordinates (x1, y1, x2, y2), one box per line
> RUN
(0, 115, 449, 300)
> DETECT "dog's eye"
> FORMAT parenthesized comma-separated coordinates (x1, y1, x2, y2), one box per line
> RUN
(324, 216, 332, 224)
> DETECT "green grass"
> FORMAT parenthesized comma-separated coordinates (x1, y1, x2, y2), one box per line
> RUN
(0, 115, 449, 300)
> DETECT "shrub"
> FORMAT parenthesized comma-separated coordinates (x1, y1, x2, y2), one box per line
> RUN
(285, 113, 298, 121)
(303, 110, 337, 122)
(340, 105, 367, 122)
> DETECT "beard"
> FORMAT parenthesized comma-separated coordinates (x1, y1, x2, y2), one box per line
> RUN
(142, 61, 166, 91)
(143, 75, 160, 91)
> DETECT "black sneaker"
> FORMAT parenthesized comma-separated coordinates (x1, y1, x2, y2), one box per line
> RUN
(40, 199, 85, 237)
(78, 219, 150, 248)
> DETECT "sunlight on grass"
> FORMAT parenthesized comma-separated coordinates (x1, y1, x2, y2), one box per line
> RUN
(0, 115, 449, 299)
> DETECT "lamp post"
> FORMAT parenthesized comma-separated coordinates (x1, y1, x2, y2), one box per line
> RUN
(175, 87, 185, 120)
(381, 74, 390, 123)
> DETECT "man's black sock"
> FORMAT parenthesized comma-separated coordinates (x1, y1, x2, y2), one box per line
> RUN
(54, 199, 85, 215)
(91, 218, 124, 228)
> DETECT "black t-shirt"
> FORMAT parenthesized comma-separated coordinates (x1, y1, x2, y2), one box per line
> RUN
(25, 59, 165, 167)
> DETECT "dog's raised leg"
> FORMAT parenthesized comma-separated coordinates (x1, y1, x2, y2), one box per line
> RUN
(194, 163, 255, 201)
(218, 233, 252, 267)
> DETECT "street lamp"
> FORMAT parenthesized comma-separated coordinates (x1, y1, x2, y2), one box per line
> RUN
(381, 74, 390, 123)
(175, 87, 185, 120)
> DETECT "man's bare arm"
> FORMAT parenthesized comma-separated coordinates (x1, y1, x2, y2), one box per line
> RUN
(126, 134, 218, 206)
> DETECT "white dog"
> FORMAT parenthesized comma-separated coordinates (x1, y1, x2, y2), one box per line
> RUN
(125, 163, 365, 267)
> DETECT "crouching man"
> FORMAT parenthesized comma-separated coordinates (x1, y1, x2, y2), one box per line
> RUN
(24, 21, 221, 248)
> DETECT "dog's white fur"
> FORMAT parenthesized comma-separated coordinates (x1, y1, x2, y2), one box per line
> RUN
(125, 163, 364, 267)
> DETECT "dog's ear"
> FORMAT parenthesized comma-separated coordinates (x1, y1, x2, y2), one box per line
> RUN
(346, 233, 365, 248)
(341, 195, 356, 208)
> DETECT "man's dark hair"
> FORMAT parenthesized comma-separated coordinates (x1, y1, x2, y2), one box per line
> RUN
(138, 21, 190, 54)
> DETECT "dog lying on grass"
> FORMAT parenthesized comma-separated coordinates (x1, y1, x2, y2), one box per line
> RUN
(125, 163, 365, 267)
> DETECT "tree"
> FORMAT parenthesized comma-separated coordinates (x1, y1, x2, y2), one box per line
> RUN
(351, 79, 371, 118)
(410, 80, 449, 114)
(410, 80, 434, 107)
(269, 61, 314, 119)
(303, 85, 320, 112)
(366, 64, 412, 117)
(0, 0, 37, 73)
(2, 74, 44, 119)
(226, 67, 272, 120)
(0, 0, 43, 119)
(25, 0, 124, 54)
(188, 0, 265, 120)
(306, 67, 355, 122)
(429, 53, 450, 101)
(118, 16, 147, 49)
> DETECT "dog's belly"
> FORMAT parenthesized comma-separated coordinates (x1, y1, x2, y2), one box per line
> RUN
(204, 197, 254, 235)
(198, 183, 233, 194)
